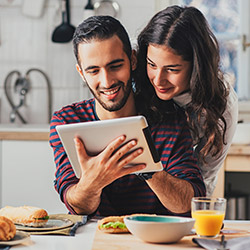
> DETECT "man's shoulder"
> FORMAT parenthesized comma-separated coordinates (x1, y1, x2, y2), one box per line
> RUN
(60, 98, 94, 111)
(52, 98, 96, 122)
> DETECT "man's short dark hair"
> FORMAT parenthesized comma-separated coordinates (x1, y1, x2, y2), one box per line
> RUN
(73, 16, 132, 65)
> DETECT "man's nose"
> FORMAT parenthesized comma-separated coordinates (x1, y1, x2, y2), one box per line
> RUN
(99, 69, 114, 88)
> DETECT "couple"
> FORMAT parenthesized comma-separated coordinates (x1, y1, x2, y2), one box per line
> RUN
(49, 6, 237, 217)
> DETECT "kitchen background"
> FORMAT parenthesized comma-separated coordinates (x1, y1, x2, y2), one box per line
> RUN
(0, 0, 171, 124)
(0, 0, 178, 214)
(0, 0, 250, 124)
(0, 0, 250, 217)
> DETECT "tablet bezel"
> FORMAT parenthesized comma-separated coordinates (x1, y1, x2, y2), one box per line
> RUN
(56, 115, 163, 178)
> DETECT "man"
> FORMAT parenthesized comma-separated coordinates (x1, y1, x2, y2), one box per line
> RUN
(49, 16, 205, 217)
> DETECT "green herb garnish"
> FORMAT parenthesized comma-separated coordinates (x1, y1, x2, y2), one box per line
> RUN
(34, 216, 49, 220)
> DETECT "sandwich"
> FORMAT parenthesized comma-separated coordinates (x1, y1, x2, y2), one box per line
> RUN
(0, 216, 16, 241)
(0, 205, 49, 227)
(98, 216, 129, 233)
(98, 214, 156, 234)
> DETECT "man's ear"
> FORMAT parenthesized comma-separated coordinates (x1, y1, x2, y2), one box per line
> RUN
(131, 49, 137, 71)
(76, 64, 83, 76)
(76, 64, 87, 82)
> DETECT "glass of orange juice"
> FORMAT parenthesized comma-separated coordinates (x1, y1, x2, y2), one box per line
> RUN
(191, 197, 226, 238)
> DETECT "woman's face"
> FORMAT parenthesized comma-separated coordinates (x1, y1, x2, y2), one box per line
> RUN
(146, 44, 192, 101)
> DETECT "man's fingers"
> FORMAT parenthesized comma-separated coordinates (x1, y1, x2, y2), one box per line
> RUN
(102, 135, 127, 159)
(74, 137, 88, 163)
(118, 147, 146, 174)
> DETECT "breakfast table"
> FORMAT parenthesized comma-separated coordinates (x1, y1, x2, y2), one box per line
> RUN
(5, 219, 250, 250)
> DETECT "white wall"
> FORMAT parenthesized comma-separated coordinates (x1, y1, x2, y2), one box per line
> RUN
(0, 0, 163, 124)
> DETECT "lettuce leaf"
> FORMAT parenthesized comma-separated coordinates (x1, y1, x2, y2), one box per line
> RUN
(101, 221, 127, 229)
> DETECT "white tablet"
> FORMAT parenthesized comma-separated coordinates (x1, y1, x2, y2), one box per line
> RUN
(56, 115, 163, 178)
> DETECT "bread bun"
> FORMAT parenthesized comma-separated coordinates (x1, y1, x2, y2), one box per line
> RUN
(0, 206, 49, 227)
(0, 216, 16, 241)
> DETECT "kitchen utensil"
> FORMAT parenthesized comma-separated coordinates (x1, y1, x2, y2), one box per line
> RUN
(83, 0, 94, 20)
(15, 219, 73, 232)
(94, 0, 120, 17)
(124, 215, 195, 243)
(52, 0, 75, 43)
(4, 68, 52, 124)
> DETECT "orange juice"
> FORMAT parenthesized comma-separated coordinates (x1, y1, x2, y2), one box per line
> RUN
(192, 210, 225, 237)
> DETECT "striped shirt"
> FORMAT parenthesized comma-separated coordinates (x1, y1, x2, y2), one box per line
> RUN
(49, 98, 205, 216)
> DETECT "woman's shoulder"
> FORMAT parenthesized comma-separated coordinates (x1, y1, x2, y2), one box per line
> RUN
(223, 84, 238, 122)
(226, 83, 238, 106)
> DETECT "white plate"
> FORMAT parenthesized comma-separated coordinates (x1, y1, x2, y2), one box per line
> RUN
(0, 231, 30, 246)
(15, 219, 73, 231)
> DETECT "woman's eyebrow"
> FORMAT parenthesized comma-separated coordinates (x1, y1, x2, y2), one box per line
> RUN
(146, 56, 182, 67)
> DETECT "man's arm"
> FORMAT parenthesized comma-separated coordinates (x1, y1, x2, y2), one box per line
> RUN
(146, 171, 194, 213)
(143, 121, 206, 214)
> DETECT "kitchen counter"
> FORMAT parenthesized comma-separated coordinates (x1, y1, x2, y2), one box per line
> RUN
(0, 124, 49, 141)
(213, 143, 250, 198)
(227, 144, 250, 155)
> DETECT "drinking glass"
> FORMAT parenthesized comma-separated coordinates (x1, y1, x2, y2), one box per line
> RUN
(191, 197, 226, 238)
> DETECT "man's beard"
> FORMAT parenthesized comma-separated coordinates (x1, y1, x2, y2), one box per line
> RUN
(87, 79, 132, 112)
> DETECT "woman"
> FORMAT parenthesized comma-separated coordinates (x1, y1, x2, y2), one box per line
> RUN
(134, 5, 238, 196)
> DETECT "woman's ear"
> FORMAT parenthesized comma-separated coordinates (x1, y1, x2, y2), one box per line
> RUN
(131, 49, 137, 71)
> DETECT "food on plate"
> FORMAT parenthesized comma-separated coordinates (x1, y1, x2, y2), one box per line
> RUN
(0, 205, 49, 227)
(98, 214, 156, 234)
(98, 216, 129, 233)
(0, 215, 16, 241)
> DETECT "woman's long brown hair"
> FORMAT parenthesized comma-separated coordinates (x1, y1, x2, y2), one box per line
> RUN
(134, 6, 228, 163)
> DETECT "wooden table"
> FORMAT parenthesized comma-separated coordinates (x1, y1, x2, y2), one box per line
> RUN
(91, 220, 250, 250)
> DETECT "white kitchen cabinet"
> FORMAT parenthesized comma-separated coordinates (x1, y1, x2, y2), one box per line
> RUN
(1, 140, 67, 214)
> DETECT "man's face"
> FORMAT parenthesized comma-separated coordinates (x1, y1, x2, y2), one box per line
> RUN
(77, 35, 133, 112)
